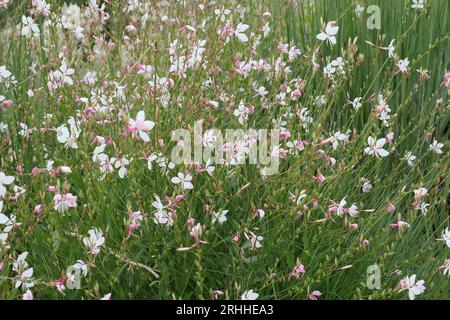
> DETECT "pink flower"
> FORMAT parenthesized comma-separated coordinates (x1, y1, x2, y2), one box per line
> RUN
(288, 263, 305, 280)
(0, 98, 12, 109)
(212, 290, 224, 300)
(390, 220, 410, 230)
(127, 110, 155, 142)
(189, 223, 208, 244)
(442, 71, 449, 87)
(314, 173, 325, 184)
(308, 290, 322, 300)
(279, 130, 291, 140)
(53, 193, 77, 212)
(398, 275, 425, 300)
(360, 239, 370, 248)
(127, 211, 143, 238)
(440, 259, 450, 276)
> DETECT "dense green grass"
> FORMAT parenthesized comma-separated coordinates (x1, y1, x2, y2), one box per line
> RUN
(0, 0, 448, 299)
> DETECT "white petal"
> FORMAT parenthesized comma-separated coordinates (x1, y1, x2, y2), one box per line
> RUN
(171, 177, 181, 184)
(326, 25, 339, 36)
(0, 213, 9, 224)
(144, 120, 155, 131)
(137, 111, 145, 121)
(316, 32, 327, 41)
(2, 176, 14, 185)
(139, 130, 150, 142)
(377, 148, 389, 157)
(236, 23, 249, 32)
(183, 181, 194, 189)
(237, 33, 248, 42)
(0, 185, 6, 197)
(376, 138, 386, 148)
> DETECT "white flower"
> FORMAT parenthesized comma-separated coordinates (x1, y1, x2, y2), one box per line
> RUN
(441, 228, 450, 248)
(53, 63, 75, 85)
(128, 110, 155, 142)
(411, 0, 424, 10)
(397, 58, 409, 73)
(250, 234, 263, 249)
(360, 178, 373, 193)
(234, 23, 249, 42)
(254, 84, 268, 97)
(57, 118, 81, 149)
(289, 190, 307, 205)
(242, 289, 259, 300)
(429, 140, 443, 154)
(355, 5, 365, 16)
(403, 151, 416, 166)
(331, 131, 349, 150)
(13, 252, 34, 290)
(441, 260, 450, 277)
(387, 39, 396, 58)
(415, 202, 429, 215)
(316, 21, 339, 46)
(348, 203, 358, 217)
(72, 260, 88, 277)
(111, 157, 130, 178)
(101, 293, 112, 300)
(262, 22, 270, 37)
(92, 144, 106, 163)
(233, 101, 249, 125)
(364, 136, 389, 157)
(21, 16, 40, 38)
(0, 201, 17, 244)
(0, 65, 12, 82)
(0, 172, 14, 198)
(400, 275, 425, 300)
(0, 121, 8, 133)
(19, 123, 32, 137)
(336, 197, 347, 216)
(152, 196, 173, 226)
(348, 97, 362, 111)
(212, 210, 228, 224)
(83, 228, 105, 255)
(171, 172, 193, 190)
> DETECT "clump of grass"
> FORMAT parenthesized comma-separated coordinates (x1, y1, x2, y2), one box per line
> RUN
(0, 0, 448, 300)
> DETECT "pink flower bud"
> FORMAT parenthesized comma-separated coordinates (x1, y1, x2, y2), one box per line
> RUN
(186, 218, 195, 227)
(386, 202, 396, 213)
(308, 290, 322, 300)
(254, 209, 265, 218)
(174, 194, 185, 203)
(349, 223, 359, 230)
(34, 204, 44, 215)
